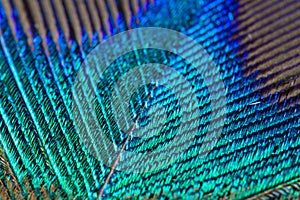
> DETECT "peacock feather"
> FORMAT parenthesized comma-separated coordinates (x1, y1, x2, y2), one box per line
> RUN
(0, 0, 299, 199)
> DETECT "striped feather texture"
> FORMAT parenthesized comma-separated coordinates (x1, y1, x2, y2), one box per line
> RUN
(1, 0, 153, 52)
(0, 0, 299, 199)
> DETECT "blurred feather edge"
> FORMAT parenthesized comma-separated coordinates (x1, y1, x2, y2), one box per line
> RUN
(1, 0, 155, 55)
